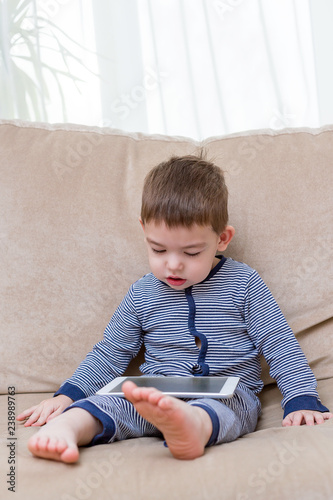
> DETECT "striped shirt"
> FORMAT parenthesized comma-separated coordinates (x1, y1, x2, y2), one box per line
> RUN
(56, 257, 328, 414)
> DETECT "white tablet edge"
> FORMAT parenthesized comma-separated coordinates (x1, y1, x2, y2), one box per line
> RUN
(96, 376, 240, 398)
(96, 377, 127, 395)
(219, 376, 240, 396)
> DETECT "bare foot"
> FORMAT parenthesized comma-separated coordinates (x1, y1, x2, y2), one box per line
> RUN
(122, 381, 213, 460)
(27, 408, 102, 463)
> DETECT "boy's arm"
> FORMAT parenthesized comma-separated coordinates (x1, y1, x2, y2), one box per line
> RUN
(244, 271, 330, 424)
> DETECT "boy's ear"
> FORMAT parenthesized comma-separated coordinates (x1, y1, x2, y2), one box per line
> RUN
(217, 225, 235, 251)
(139, 217, 145, 231)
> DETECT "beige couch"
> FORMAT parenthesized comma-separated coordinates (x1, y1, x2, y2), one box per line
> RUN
(1, 120, 332, 500)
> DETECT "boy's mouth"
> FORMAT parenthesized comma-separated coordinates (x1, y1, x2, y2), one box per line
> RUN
(166, 276, 187, 287)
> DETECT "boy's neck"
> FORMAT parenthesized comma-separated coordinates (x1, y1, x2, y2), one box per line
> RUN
(211, 256, 221, 269)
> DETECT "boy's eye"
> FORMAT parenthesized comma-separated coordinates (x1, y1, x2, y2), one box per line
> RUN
(150, 248, 201, 256)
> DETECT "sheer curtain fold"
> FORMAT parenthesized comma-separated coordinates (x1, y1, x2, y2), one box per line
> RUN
(0, 0, 327, 139)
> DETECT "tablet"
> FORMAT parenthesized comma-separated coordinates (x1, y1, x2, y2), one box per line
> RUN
(96, 376, 240, 399)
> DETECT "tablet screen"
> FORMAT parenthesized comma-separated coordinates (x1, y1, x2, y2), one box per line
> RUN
(104, 376, 235, 395)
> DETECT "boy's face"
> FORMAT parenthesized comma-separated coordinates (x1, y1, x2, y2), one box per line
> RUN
(141, 220, 234, 290)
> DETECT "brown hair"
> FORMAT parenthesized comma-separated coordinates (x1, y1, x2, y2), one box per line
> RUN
(141, 153, 228, 234)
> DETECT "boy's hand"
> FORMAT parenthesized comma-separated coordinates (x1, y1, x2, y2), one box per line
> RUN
(16, 394, 73, 427)
(282, 410, 333, 427)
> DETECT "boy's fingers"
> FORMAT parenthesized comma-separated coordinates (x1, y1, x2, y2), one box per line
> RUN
(314, 411, 333, 424)
(282, 415, 292, 427)
(24, 412, 42, 427)
(24, 406, 50, 426)
(291, 412, 303, 426)
(314, 412, 324, 424)
(283, 412, 304, 426)
(16, 406, 38, 421)
(17, 397, 71, 427)
(30, 410, 49, 426)
(304, 413, 315, 426)
(283, 411, 333, 428)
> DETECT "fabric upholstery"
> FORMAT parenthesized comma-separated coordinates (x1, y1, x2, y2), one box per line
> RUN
(0, 120, 332, 499)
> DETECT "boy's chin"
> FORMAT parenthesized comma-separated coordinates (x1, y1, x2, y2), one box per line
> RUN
(166, 283, 189, 291)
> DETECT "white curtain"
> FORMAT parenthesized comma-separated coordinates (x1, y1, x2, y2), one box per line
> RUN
(1, 0, 332, 140)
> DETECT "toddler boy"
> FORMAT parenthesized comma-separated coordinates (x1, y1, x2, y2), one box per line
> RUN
(18, 154, 331, 463)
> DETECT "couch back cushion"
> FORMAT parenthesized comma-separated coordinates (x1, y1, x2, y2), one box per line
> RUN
(0, 121, 332, 393)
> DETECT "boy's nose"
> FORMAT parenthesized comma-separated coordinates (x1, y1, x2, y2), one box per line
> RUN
(167, 256, 183, 273)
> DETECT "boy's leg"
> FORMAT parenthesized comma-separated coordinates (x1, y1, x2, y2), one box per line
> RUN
(27, 382, 259, 463)
(55, 388, 213, 460)
(27, 394, 162, 464)
(123, 381, 260, 456)
(189, 383, 261, 445)
(27, 407, 103, 463)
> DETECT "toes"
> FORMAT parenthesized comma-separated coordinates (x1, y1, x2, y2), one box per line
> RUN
(45, 437, 58, 453)
(122, 382, 162, 405)
(56, 438, 68, 454)
(37, 434, 52, 452)
(147, 389, 165, 405)
(27, 435, 40, 454)
(61, 447, 79, 464)
(157, 395, 174, 410)
(133, 387, 158, 403)
(122, 380, 136, 394)
(121, 381, 139, 402)
(27, 432, 78, 463)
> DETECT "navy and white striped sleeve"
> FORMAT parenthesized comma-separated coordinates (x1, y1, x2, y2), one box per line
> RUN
(244, 270, 329, 417)
(54, 284, 143, 400)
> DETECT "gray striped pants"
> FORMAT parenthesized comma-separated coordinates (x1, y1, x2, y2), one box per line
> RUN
(66, 382, 261, 448)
